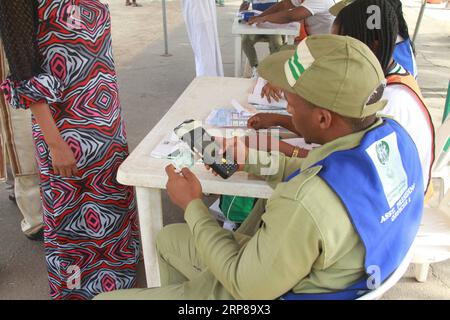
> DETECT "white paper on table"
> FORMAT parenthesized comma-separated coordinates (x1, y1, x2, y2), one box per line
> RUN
(204, 108, 252, 127)
(255, 21, 300, 31)
(151, 132, 181, 158)
(248, 77, 288, 109)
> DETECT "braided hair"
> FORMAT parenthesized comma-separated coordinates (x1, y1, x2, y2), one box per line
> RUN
(386, 0, 410, 41)
(385, 0, 415, 54)
(334, 0, 399, 73)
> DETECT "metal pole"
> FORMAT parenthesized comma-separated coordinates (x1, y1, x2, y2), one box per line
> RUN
(443, 80, 450, 123)
(412, 0, 427, 43)
(162, 0, 172, 57)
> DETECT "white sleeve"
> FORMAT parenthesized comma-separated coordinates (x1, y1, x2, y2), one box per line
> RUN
(291, 0, 332, 15)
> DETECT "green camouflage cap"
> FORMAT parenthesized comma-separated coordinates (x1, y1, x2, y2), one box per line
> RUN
(258, 34, 387, 118)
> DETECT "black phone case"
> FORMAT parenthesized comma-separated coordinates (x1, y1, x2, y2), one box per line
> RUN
(210, 162, 239, 179)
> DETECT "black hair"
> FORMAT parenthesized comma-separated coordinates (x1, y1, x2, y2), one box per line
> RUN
(385, 0, 415, 54)
(385, 0, 411, 41)
(334, 0, 399, 73)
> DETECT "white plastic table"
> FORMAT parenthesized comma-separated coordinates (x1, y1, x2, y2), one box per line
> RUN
(117, 77, 274, 288)
(232, 16, 300, 77)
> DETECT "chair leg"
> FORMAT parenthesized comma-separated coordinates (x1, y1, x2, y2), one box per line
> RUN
(414, 263, 430, 282)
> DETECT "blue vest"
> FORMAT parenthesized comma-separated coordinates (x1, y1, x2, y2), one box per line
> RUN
(281, 119, 424, 300)
(393, 39, 417, 78)
(252, 0, 277, 12)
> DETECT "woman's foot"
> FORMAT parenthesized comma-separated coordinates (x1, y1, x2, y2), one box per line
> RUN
(125, 0, 131, 6)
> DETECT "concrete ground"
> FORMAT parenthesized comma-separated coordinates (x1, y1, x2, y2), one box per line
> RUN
(0, 0, 449, 300)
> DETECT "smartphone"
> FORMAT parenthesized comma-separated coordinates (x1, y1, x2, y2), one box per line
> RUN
(174, 119, 239, 179)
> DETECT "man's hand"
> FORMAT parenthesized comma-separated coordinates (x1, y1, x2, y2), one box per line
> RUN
(247, 15, 267, 25)
(239, 1, 250, 12)
(204, 137, 247, 175)
(261, 83, 283, 103)
(166, 165, 203, 211)
(247, 113, 278, 130)
(49, 139, 79, 177)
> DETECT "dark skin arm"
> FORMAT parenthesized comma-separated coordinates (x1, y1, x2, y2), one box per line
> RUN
(256, 0, 294, 18)
(30, 103, 79, 177)
(165, 165, 203, 211)
(249, 6, 312, 25)
(248, 113, 302, 136)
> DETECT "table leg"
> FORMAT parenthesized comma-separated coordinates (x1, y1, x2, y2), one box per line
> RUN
(234, 35, 242, 77)
(135, 187, 163, 288)
(287, 35, 295, 45)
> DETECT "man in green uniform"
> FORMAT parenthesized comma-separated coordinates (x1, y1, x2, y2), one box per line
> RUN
(96, 34, 411, 300)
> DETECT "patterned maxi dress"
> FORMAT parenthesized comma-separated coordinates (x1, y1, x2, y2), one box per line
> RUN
(0, 0, 140, 299)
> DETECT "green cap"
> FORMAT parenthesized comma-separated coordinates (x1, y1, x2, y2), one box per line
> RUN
(258, 34, 387, 118)
(329, 0, 355, 16)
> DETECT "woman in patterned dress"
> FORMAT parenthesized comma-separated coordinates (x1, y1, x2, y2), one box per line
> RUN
(0, 0, 140, 299)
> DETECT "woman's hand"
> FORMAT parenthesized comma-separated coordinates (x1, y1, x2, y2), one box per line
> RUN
(261, 83, 283, 103)
(247, 113, 278, 130)
(28, 103, 79, 178)
(49, 139, 79, 177)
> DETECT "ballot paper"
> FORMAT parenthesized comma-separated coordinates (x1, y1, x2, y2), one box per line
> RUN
(248, 77, 288, 109)
(205, 100, 253, 128)
(151, 132, 181, 159)
(256, 21, 301, 31)
(150, 132, 198, 170)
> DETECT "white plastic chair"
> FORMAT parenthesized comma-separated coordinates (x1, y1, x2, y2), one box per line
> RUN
(411, 117, 450, 282)
(431, 117, 450, 197)
(357, 242, 416, 300)
(412, 187, 450, 282)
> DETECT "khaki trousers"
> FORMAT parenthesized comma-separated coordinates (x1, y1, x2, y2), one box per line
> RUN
(94, 200, 267, 300)
(0, 44, 43, 236)
(242, 34, 284, 67)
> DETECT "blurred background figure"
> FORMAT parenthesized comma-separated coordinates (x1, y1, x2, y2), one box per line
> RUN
(125, 0, 141, 7)
(0, 42, 43, 240)
(181, 0, 224, 76)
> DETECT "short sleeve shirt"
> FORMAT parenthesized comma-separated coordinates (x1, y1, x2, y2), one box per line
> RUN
(290, 0, 336, 35)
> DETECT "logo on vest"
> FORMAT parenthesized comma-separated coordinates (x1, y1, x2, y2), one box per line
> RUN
(366, 132, 408, 208)
(375, 141, 390, 165)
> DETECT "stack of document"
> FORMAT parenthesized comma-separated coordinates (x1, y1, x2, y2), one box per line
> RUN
(256, 21, 300, 31)
(150, 132, 181, 159)
(205, 108, 251, 127)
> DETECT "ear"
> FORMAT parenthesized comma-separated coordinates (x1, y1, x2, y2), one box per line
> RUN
(316, 109, 333, 130)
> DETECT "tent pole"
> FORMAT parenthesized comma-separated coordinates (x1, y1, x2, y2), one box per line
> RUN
(162, 0, 171, 57)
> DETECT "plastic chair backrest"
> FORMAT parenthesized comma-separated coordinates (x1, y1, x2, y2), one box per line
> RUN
(438, 185, 450, 216)
(433, 117, 450, 172)
(357, 241, 416, 300)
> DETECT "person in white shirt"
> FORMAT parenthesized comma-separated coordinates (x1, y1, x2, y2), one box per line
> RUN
(331, 0, 433, 191)
(181, 0, 224, 77)
(248, 0, 336, 36)
(240, 1, 283, 77)
(248, 0, 434, 191)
